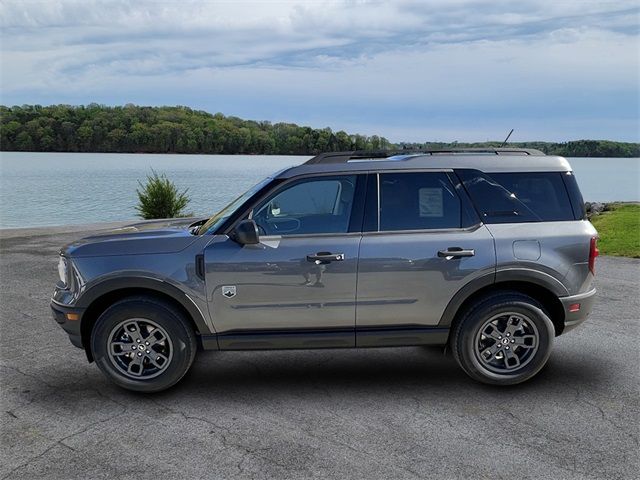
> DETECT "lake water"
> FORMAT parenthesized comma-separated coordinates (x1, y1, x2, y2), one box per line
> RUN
(0, 152, 638, 229)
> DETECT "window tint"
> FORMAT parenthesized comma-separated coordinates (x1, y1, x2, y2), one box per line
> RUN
(200, 177, 274, 234)
(379, 172, 462, 231)
(252, 176, 356, 235)
(562, 171, 587, 220)
(457, 170, 576, 223)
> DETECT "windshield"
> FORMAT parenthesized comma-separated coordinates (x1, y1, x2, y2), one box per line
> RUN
(198, 177, 273, 235)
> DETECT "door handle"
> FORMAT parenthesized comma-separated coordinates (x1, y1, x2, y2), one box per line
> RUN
(438, 247, 475, 259)
(306, 252, 345, 264)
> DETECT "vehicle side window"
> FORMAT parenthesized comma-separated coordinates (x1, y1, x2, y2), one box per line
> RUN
(562, 171, 587, 220)
(457, 169, 575, 223)
(252, 175, 357, 236)
(379, 172, 462, 231)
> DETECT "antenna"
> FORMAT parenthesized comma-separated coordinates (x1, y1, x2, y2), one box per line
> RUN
(500, 129, 514, 147)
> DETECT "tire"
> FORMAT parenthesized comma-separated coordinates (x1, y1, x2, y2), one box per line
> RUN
(451, 292, 554, 386)
(90, 296, 197, 393)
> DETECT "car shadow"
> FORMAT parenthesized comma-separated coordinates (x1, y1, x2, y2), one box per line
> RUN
(140, 347, 611, 402)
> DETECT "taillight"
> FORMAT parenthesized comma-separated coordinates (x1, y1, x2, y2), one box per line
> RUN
(589, 236, 599, 275)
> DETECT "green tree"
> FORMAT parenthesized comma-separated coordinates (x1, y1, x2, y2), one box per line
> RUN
(135, 170, 191, 219)
(14, 131, 34, 150)
(76, 124, 93, 151)
(0, 120, 20, 148)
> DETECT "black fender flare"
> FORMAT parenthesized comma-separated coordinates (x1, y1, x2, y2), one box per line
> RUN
(438, 268, 568, 327)
(76, 276, 212, 335)
(494, 268, 569, 296)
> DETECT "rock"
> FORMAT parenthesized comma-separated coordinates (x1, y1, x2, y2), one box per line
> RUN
(585, 202, 606, 216)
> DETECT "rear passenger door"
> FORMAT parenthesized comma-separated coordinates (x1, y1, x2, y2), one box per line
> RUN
(356, 170, 496, 346)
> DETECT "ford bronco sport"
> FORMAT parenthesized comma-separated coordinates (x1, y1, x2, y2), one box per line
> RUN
(51, 148, 598, 392)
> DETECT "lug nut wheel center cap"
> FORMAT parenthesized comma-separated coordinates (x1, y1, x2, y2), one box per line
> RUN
(108, 318, 173, 380)
(475, 312, 540, 373)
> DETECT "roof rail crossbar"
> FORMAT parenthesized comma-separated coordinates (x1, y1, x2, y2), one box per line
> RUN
(305, 148, 545, 165)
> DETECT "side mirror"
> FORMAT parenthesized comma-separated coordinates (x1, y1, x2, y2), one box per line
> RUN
(233, 219, 260, 245)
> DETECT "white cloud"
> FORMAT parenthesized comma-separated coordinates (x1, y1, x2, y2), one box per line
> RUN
(1, 0, 638, 141)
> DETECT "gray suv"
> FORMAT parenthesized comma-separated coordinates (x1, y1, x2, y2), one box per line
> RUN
(51, 149, 598, 392)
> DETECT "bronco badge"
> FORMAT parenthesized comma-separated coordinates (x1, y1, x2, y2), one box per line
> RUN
(222, 286, 237, 298)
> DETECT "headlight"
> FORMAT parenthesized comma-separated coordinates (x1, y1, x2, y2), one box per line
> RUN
(57, 256, 68, 285)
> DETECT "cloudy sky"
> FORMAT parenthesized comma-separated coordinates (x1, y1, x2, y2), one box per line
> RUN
(1, 0, 638, 142)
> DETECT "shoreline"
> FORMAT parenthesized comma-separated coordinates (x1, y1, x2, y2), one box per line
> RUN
(2, 201, 639, 260)
(0, 220, 134, 239)
(2, 151, 640, 159)
(2, 202, 638, 234)
(0, 151, 310, 157)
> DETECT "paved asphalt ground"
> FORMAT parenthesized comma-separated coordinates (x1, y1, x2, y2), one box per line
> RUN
(1, 224, 638, 480)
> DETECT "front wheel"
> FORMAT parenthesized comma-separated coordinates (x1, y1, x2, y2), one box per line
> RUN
(91, 296, 197, 392)
(451, 292, 555, 385)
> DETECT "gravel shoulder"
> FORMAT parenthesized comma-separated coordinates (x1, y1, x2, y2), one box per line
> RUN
(1, 224, 639, 480)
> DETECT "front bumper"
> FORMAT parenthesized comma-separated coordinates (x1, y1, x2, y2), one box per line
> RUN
(50, 301, 85, 348)
(559, 288, 596, 334)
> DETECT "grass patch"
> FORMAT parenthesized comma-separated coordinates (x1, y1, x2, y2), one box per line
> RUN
(590, 203, 640, 258)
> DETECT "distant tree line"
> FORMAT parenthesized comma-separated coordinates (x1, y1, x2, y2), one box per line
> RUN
(0, 104, 390, 155)
(1, 104, 638, 157)
(397, 141, 640, 158)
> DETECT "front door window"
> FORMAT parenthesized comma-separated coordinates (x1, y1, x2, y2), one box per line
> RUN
(252, 176, 357, 236)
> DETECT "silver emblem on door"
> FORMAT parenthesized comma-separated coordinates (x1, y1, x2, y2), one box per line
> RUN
(222, 286, 236, 298)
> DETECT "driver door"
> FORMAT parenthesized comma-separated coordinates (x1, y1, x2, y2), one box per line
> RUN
(204, 174, 364, 349)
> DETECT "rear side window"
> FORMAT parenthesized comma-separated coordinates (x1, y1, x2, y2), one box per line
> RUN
(562, 172, 587, 220)
(456, 169, 577, 223)
(379, 172, 462, 230)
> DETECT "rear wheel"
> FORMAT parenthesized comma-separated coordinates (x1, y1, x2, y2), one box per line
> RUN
(91, 296, 197, 392)
(451, 292, 554, 385)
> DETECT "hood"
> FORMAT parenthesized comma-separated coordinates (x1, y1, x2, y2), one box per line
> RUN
(62, 217, 208, 257)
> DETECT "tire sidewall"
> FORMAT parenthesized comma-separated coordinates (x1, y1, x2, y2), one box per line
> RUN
(459, 299, 554, 384)
(91, 300, 195, 392)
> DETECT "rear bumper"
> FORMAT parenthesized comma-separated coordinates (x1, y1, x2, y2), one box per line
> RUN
(559, 288, 596, 334)
(50, 301, 84, 348)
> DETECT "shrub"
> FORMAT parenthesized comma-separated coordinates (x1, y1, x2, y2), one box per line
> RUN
(135, 170, 191, 219)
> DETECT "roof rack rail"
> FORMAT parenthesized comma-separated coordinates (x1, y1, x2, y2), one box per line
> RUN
(304, 148, 545, 164)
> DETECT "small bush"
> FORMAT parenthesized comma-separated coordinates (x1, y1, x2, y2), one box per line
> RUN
(135, 170, 191, 219)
